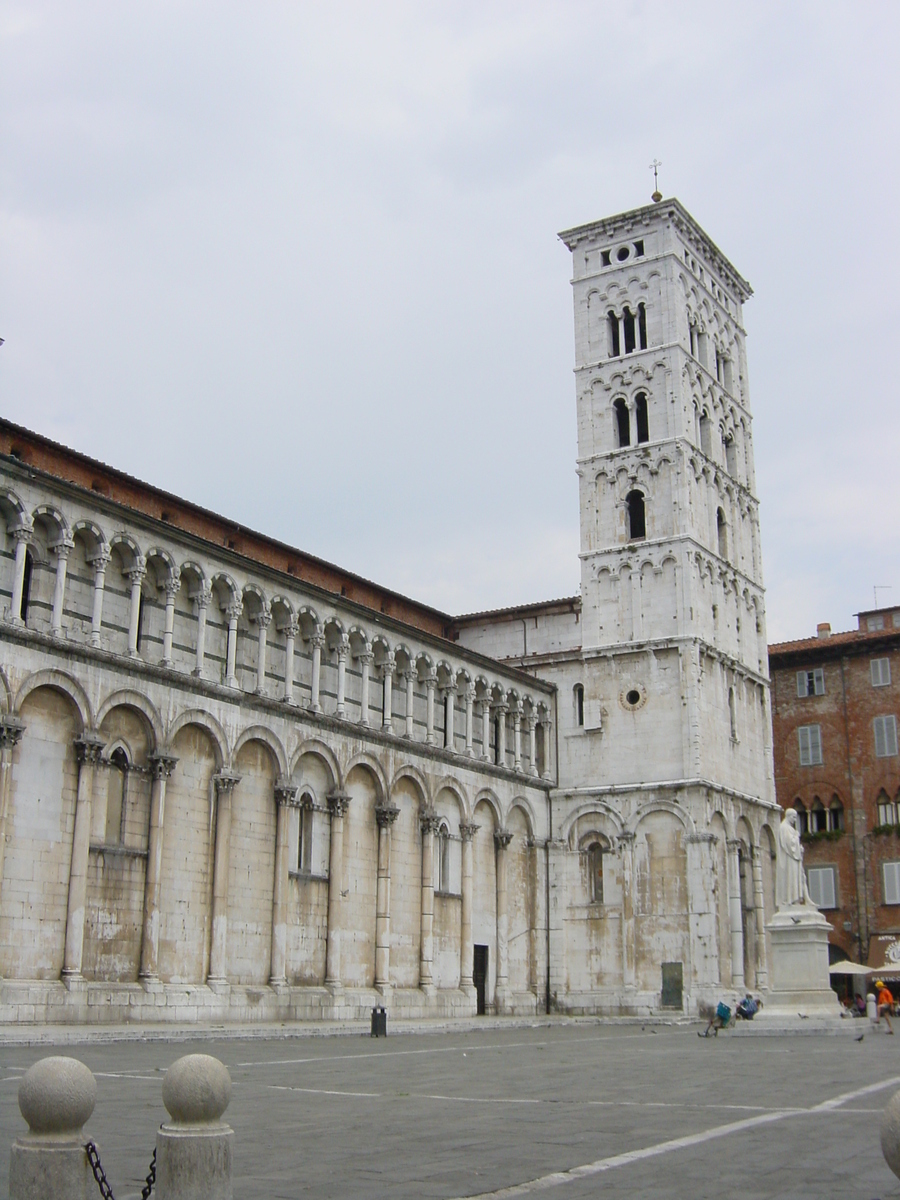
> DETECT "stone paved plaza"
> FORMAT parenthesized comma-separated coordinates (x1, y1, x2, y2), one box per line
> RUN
(1, 1020, 899, 1199)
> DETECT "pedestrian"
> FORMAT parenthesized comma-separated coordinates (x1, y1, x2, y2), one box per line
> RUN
(699, 999, 732, 1036)
(875, 980, 895, 1034)
(735, 993, 761, 1020)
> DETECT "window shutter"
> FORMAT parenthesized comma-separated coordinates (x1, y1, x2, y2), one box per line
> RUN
(873, 658, 892, 687)
(809, 725, 822, 764)
(796, 671, 807, 698)
(885, 862, 900, 906)
(814, 669, 825, 695)
(888, 716, 899, 757)
(876, 717, 889, 758)
(807, 867, 836, 909)
(799, 726, 810, 765)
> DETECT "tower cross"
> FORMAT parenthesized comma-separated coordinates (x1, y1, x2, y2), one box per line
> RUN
(650, 158, 662, 202)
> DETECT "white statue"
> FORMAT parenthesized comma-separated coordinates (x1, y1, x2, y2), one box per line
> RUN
(776, 810, 812, 908)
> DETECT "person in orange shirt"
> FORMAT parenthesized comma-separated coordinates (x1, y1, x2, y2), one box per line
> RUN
(876, 980, 895, 1034)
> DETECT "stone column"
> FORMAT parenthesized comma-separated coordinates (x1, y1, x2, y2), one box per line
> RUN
(494, 829, 513, 1011)
(89, 546, 110, 647)
(162, 571, 181, 667)
(541, 714, 554, 781)
(192, 583, 211, 678)
(255, 604, 271, 695)
(464, 684, 475, 756)
(7, 525, 32, 625)
(751, 842, 768, 989)
(481, 698, 492, 760)
(309, 627, 325, 712)
(335, 636, 349, 717)
(526, 710, 538, 775)
(546, 838, 567, 1008)
(269, 779, 298, 988)
(403, 667, 416, 738)
(358, 647, 373, 726)
(496, 704, 508, 767)
(374, 803, 399, 993)
(726, 838, 746, 991)
(126, 556, 147, 657)
(419, 810, 440, 994)
(512, 700, 523, 771)
(139, 753, 179, 983)
(208, 771, 240, 986)
(282, 618, 299, 704)
(459, 821, 478, 993)
(0, 716, 25, 900)
(325, 789, 350, 989)
(50, 534, 74, 636)
(618, 831, 636, 991)
(443, 685, 456, 750)
(62, 733, 105, 982)
(224, 601, 241, 687)
(425, 669, 437, 745)
(381, 653, 395, 732)
(685, 830, 718, 994)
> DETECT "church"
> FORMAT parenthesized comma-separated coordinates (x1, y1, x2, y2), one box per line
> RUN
(0, 197, 781, 1025)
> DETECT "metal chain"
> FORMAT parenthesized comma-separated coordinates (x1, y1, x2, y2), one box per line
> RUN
(85, 1139, 157, 1200)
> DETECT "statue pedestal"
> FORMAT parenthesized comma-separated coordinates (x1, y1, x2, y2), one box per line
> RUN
(761, 904, 840, 1017)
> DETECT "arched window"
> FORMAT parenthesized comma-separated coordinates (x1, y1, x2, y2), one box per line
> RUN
(724, 435, 737, 477)
(20, 549, 33, 624)
(811, 796, 827, 833)
(792, 798, 808, 835)
(135, 590, 146, 655)
(614, 399, 630, 447)
(637, 303, 647, 350)
(105, 747, 128, 844)
(717, 508, 728, 559)
(298, 792, 314, 872)
(699, 412, 712, 456)
(437, 821, 451, 893)
(574, 683, 584, 727)
(588, 841, 606, 903)
(635, 393, 649, 444)
(728, 686, 737, 741)
(493, 716, 501, 765)
(623, 309, 637, 354)
(828, 795, 844, 833)
(626, 490, 646, 540)
(608, 311, 621, 358)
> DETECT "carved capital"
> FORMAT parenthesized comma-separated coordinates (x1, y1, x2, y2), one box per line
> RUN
(726, 838, 743, 853)
(380, 653, 396, 679)
(74, 732, 106, 766)
(459, 821, 479, 842)
(89, 545, 112, 572)
(310, 628, 326, 651)
(327, 789, 351, 818)
(686, 831, 718, 846)
(464, 683, 477, 704)
(357, 649, 374, 667)
(53, 534, 74, 560)
(441, 685, 457, 701)
(617, 831, 636, 847)
(148, 753, 178, 781)
(494, 828, 513, 850)
(213, 770, 241, 795)
(193, 582, 213, 609)
(0, 715, 25, 750)
(274, 779, 299, 807)
(525, 710, 537, 732)
(375, 804, 400, 828)
(12, 525, 33, 546)
(164, 571, 181, 602)
(225, 600, 243, 624)
(425, 669, 438, 688)
(256, 604, 272, 629)
(126, 555, 147, 585)
(495, 703, 509, 718)
(402, 665, 418, 684)
(420, 809, 442, 835)
(282, 617, 300, 640)
(335, 635, 350, 662)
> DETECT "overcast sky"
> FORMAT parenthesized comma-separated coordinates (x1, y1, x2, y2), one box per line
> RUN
(1, 1, 897, 642)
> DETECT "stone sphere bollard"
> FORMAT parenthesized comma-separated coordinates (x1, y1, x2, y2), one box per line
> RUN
(9, 1056, 97, 1200)
(882, 1088, 900, 1179)
(157, 1054, 233, 1200)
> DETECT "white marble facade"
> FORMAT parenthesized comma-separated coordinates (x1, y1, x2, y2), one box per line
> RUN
(0, 198, 781, 1024)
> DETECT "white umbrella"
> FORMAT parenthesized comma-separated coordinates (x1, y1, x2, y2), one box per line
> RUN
(828, 962, 874, 976)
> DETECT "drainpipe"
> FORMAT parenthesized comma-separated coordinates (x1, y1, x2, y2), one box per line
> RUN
(841, 656, 867, 962)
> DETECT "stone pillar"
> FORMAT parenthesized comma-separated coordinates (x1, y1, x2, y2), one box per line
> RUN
(494, 829, 513, 1011)
(357, 647, 373, 726)
(192, 583, 211, 678)
(0, 716, 25, 901)
(374, 803, 399, 993)
(62, 733, 105, 981)
(139, 753, 179, 984)
(541, 714, 553, 781)
(464, 684, 475, 756)
(269, 780, 298, 988)
(126, 556, 147, 657)
(50, 534, 74, 636)
(89, 546, 110, 647)
(425, 669, 437, 745)
(726, 838, 746, 991)
(162, 571, 181, 667)
(496, 703, 508, 767)
(419, 810, 440, 993)
(255, 604, 271, 695)
(618, 831, 636, 991)
(7, 525, 32, 625)
(381, 653, 395, 732)
(546, 838, 567, 1009)
(512, 700, 523, 771)
(480, 698, 492, 760)
(443, 685, 456, 750)
(685, 830, 718, 994)
(404, 667, 416, 738)
(10, 1057, 97, 1200)
(325, 789, 350, 990)
(751, 842, 768, 989)
(282, 619, 298, 704)
(208, 772, 240, 986)
(157, 1054, 233, 1200)
(224, 601, 241, 688)
(526, 710, 538, 776)
(459, 821, 478, 993)
(335, 636, 349, 717)
(309, 627, 325, 712)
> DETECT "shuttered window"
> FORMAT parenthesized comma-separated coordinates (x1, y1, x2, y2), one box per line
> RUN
(798, 724, 823, 766)
(872, 658, 892, 687)
(807, 867, 836, 910)
(874, 715, 898, 758)
(796, 669, 825, 697)
(884, 862, 900, 906)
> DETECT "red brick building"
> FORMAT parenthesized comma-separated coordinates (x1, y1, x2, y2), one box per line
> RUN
(769, 608, 900, 973)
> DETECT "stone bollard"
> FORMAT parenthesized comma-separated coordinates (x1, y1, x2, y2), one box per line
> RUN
(882, 1088, 900, 1179)
(156, 1053, 233, 1200)
(9, 1056, 97, 1200)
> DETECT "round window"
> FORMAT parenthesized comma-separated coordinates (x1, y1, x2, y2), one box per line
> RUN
(617, 246, 630, 262)
(626, 689, 641, 706)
